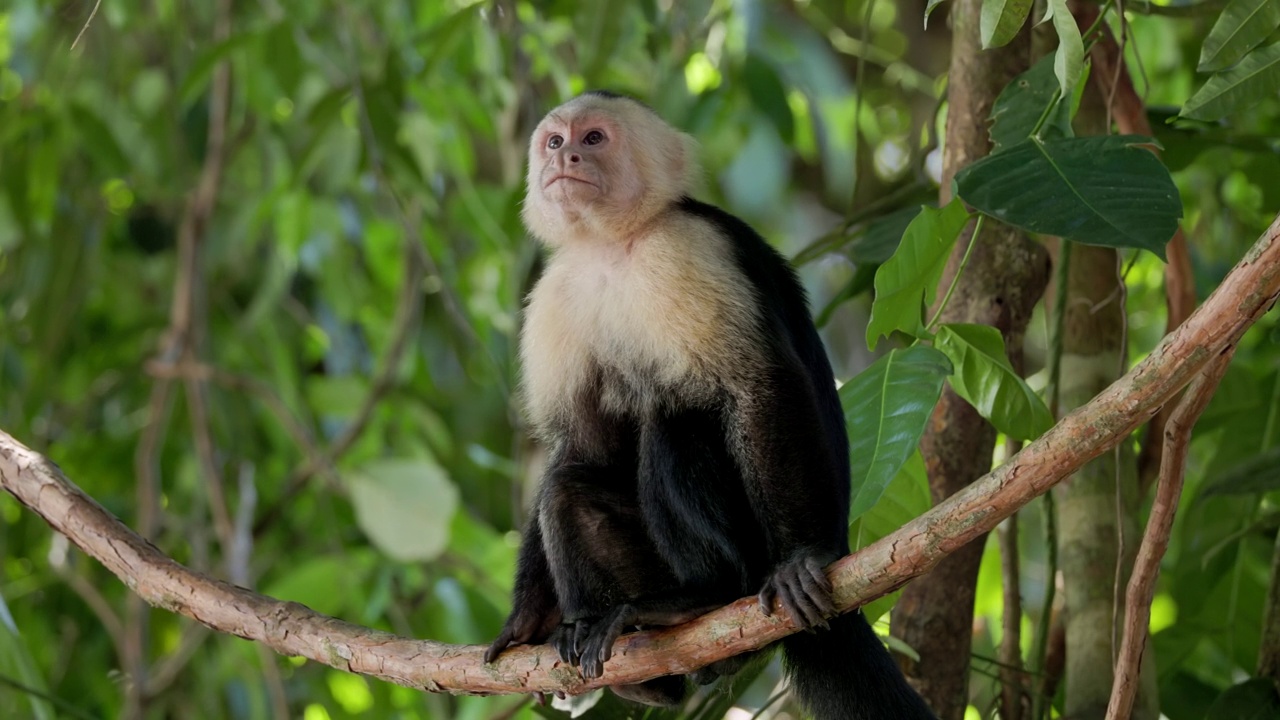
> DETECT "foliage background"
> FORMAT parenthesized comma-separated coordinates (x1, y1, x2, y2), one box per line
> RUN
(1, 1, 1278, 718)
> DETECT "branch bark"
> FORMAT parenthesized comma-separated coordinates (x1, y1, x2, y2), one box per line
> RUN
(0, 213, 1276, 699)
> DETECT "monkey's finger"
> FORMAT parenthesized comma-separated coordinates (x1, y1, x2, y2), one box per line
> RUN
(803, 557, 834, 595)
(797, 571, 837, 617)
(768, 579, 798, 625)
(784, 575, 829, 630)
(757, 585, 777, 616)
(572, 620, 593, 663)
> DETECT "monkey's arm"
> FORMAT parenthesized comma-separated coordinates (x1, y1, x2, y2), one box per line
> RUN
(729, 364, 848, 629)
(484, 511, 562, 663)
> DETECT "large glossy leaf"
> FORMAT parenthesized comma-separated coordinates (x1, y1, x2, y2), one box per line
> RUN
(1042, 0, 1083, 97)
(1182, 41, 1280, 121)
(934, 324, 1054, 441)
(1199, 0, 1280, 72)
(953, 135, 1182, 259)
(842, 345, 952, 520)
(990, 54, 1072, 153)
(346, 457, 459, 562)
(849, 451, 932, 624)
(866, 199, 970, 349)
(980, 0, 1034, 49)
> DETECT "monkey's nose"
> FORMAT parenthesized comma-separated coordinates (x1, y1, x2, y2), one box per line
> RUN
(569, 153, 581, 163)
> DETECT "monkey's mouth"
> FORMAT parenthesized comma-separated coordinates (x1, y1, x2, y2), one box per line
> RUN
(546, 175, 596, 188)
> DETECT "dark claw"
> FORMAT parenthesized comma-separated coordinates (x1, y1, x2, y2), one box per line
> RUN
(484, 627, 514, 664)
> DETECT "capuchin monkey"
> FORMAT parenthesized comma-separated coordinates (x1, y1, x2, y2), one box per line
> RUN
(485, 91, 936, 720)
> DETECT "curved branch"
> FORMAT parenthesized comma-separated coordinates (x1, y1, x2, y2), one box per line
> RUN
(2, 214, 1279, 698)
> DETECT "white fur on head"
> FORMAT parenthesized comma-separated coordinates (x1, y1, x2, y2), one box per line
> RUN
(521, 93, 702, 247)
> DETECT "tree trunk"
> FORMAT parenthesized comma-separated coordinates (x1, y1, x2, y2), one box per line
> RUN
(1051, 77, 1160, 720)
(888, 1, 1049, 717)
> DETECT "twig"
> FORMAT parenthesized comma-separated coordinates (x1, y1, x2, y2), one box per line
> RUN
(998, 443, 1026, 720)
(1, 212, 1277, 697)
(144, 623, 210, 697)
(69, 0, 102, 51)
(1260, 526, 1280, 683)
(1105, 347, 1235, 720)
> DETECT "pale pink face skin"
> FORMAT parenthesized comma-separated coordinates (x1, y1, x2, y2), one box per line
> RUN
(522, 95, 696, 246)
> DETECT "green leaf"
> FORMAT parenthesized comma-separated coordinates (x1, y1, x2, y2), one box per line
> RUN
(744, 54, 795, 143)
(264, 551, 378, 617)
(1202, 446, 1280, 496)
(178, 31, 259, 107)
(67, 103, 129, 176)
(990, 54, 1073, 153)
(1182, 41, 1280, 121)
(1042, 0, 1084, 98)
(849, 451, 932, 623)
(980, 0, 1034, 49)
(1206, 678, 1280, 720)
(851, 205, 924, 265)
(934, 324, 1054, 441)
(1199, 0, 1280, 72)
(347, 457, 459, 562)
(866, 199, 970, 350)
(953, 135, 1182, 259)
(0, 594, 55, 720)
(842, 346, 952, 520)
(263, 22, 304, 95)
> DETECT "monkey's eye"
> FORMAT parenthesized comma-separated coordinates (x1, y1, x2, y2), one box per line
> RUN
(547, 135, 564, 150)
(582, 130, 605, 146)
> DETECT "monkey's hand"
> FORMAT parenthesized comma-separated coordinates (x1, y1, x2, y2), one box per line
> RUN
(757, 554, 837, 631)
(556, 607, 633, 680)
(484, 605, 562, 664)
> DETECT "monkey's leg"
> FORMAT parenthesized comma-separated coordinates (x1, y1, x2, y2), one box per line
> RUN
(540, 465, 704, 703)
(485, 512, 561, 663)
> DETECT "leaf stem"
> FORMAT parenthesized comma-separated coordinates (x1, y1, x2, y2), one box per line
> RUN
(927, 214, 984, 330)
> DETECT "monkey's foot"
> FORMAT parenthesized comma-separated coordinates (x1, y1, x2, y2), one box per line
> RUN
(556, 607, 634, 679)
(485, 607, 561, 663)
(757, 555, 836, 630)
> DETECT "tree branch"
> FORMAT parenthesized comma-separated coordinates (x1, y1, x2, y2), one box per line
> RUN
(1105, 347, 1234, 720)
(2, 214, 1278, 698)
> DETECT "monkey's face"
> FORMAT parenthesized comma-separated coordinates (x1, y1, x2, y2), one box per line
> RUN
(526, 101, 642, 232)
(522, 95, 696, 247)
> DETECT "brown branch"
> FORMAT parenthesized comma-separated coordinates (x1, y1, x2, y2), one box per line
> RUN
(1105, 347, 1234, 719)
(126, 1, 236, 712)
(1, 214, 1277, 698)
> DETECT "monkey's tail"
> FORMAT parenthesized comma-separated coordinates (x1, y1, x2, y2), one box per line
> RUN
(782, 610, 938, 720)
